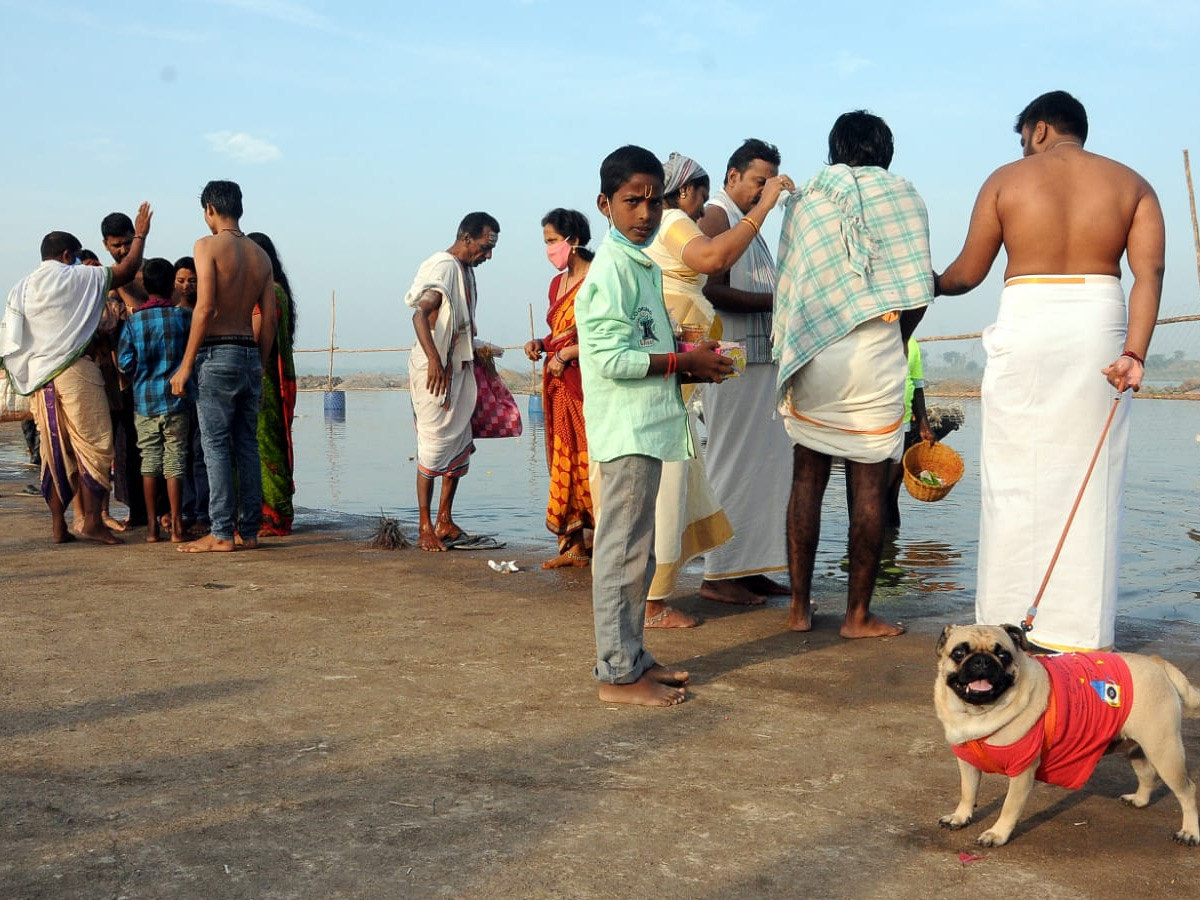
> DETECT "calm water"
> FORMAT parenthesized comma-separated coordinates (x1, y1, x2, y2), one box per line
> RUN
(4, 392, 1199, 625)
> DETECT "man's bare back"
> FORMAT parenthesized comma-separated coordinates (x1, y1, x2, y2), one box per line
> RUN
(194, 231, 273, 338)
(937, 98, 1165, 393)
(993, 148, 1152, 278)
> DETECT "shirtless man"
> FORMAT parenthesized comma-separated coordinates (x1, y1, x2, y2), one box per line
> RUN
(169, 180, 276, 553)
(696, 139, 794, 606)
(937, 90, 1165, 652)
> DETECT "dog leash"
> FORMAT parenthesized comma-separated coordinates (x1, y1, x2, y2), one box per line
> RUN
(1022, 394, 1122, 634)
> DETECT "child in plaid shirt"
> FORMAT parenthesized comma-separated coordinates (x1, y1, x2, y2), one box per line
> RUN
(118, 258, 193, 542)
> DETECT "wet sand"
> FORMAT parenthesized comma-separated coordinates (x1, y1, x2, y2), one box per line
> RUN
(2, 467, 1199, 898)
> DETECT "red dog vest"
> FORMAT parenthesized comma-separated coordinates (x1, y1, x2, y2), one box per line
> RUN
(952, 653, 1133, 790)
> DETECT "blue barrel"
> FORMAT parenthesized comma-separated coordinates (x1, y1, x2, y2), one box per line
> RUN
(323, 390, 346, 422)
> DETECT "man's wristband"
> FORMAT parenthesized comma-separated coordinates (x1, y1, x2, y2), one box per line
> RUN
(133, 234, 147, 240)
(1121, 349, 1145, 366)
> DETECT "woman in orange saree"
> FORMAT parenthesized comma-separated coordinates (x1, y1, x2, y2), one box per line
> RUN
(524, 209, 595, 569)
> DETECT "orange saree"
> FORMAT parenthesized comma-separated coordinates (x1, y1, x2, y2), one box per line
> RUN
(542, 274, 594, 550)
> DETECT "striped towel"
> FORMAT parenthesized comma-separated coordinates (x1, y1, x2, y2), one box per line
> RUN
(773, 165, 933, 401)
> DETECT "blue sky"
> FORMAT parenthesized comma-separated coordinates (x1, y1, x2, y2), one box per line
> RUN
(3, 0, 1198, 372)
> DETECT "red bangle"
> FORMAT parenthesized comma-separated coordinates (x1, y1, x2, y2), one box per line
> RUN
(664, 351, 677, 379)
(1121, 349, 1145, 366)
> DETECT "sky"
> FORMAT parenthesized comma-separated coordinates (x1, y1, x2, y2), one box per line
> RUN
(3, 0, 1199, 373)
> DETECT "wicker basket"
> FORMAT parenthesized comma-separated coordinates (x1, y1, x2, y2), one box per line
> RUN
(1, 372, 32, 423)
(903, 441, 964, 502)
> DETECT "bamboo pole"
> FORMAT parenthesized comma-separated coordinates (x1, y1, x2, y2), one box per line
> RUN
(529, 303, 537, 393)
(1186, 150, 1200, 301)
(327, 290, 336, 392)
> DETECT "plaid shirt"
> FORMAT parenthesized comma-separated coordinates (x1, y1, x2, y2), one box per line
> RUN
(116, 300, 192, 416)
(773, 165, 933, 401)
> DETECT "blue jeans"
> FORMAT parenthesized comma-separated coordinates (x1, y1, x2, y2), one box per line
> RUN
(592, 455, 661, 684)
(195, 346, 263, 541)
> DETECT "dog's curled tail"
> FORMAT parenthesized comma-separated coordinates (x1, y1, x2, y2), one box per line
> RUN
(1151, 655, 1200, 716)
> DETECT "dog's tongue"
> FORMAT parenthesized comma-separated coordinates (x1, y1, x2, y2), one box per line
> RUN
(968, 679, 993, 693)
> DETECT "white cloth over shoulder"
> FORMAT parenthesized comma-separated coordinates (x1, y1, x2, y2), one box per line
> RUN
(404, 251, 475, 370)
(1, 261, 110, 395)
(976, 275, 1129, 652)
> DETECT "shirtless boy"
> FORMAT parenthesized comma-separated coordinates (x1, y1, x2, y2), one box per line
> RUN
(936, 90, 1165, 652)
(170, 180, 276, 553)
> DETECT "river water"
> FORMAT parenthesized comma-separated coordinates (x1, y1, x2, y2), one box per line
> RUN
(4, 391, 1198, 626)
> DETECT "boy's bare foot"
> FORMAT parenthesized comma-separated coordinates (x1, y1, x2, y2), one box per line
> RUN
(146, 531, 160, 543)
(644, 602, 700, 629)
(740, 574, 791, 596)
(102, 514, 127, 532)
(598, 674, 686, 707)
(840, 614, 905, 639)
(51, 522, 76, 544)
(233, 534, 260, 550)
(787, 600, 814, 632)
(700, 579, 766, 606)
(79, 523, 123, 545)
(646, 663, 689, 685)
(418, 522, 447, 552)
(178, 534, 235, 553)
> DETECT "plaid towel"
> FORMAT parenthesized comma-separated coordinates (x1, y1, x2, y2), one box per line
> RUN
(773, 165, 933, 401)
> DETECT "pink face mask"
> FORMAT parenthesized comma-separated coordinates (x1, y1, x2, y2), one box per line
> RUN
(546, 239, 573, 270)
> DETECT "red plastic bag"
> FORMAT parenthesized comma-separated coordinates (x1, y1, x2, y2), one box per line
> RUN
(470, 355, 523, 439)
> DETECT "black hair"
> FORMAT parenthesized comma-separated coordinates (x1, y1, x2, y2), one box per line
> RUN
(200, 180, 244, 219)
(725, 138, 781, 179)
(142, 257, 176, 299)
(599, 145, 665, 198)
(1014, 90, 1088, 145)
(173, 256, 196, 274)
(40, 231, 82, 261)
(664, 174, 711, 205)
(540, 208, 595, 263)
(247, 232, 297, 342)
(100, 212, 134, 239)
(827, 110, 895, 169)
(457, 212, 500, 241)
(79, 249, 100, 263)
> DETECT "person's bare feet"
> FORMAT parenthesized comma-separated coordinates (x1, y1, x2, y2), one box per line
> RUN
(700, 579, 766, 606)
(787, 599, 814, 632)
(598, 673, 686, 707)
(541, 546, 589, 569)
(232, 534, 260, 550)
(170, 517, 188, 544)
(102, 514, 127, 532)
(51, 521, 76, 544)
(146, 530, 160, 543)
(840, 614, 905, 639)
(78, 523, 123, 545)
(178, 533, 235, 553)
(644, 601, 700, 628)
(418, 522, 447, 552)
(646, 663, 689, 685)
(740, 574, 791, 596)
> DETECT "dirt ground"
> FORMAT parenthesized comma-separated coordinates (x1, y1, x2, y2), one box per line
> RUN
(2, 464, 1200, 899)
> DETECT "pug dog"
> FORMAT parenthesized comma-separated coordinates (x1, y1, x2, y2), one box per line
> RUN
(934, 623, 1200, 847)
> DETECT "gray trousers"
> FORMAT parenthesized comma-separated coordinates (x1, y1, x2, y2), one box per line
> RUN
(592, 455, 661, 684)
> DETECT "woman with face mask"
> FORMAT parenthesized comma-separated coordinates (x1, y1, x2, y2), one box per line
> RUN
(524, 208, 596, 569)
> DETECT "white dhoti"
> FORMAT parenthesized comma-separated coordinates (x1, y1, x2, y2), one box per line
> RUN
(703, 362, 791, 580)
(976, 275, 1129, 652)
(409, 359, 477, 479)
(779, 316, 906, 463)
